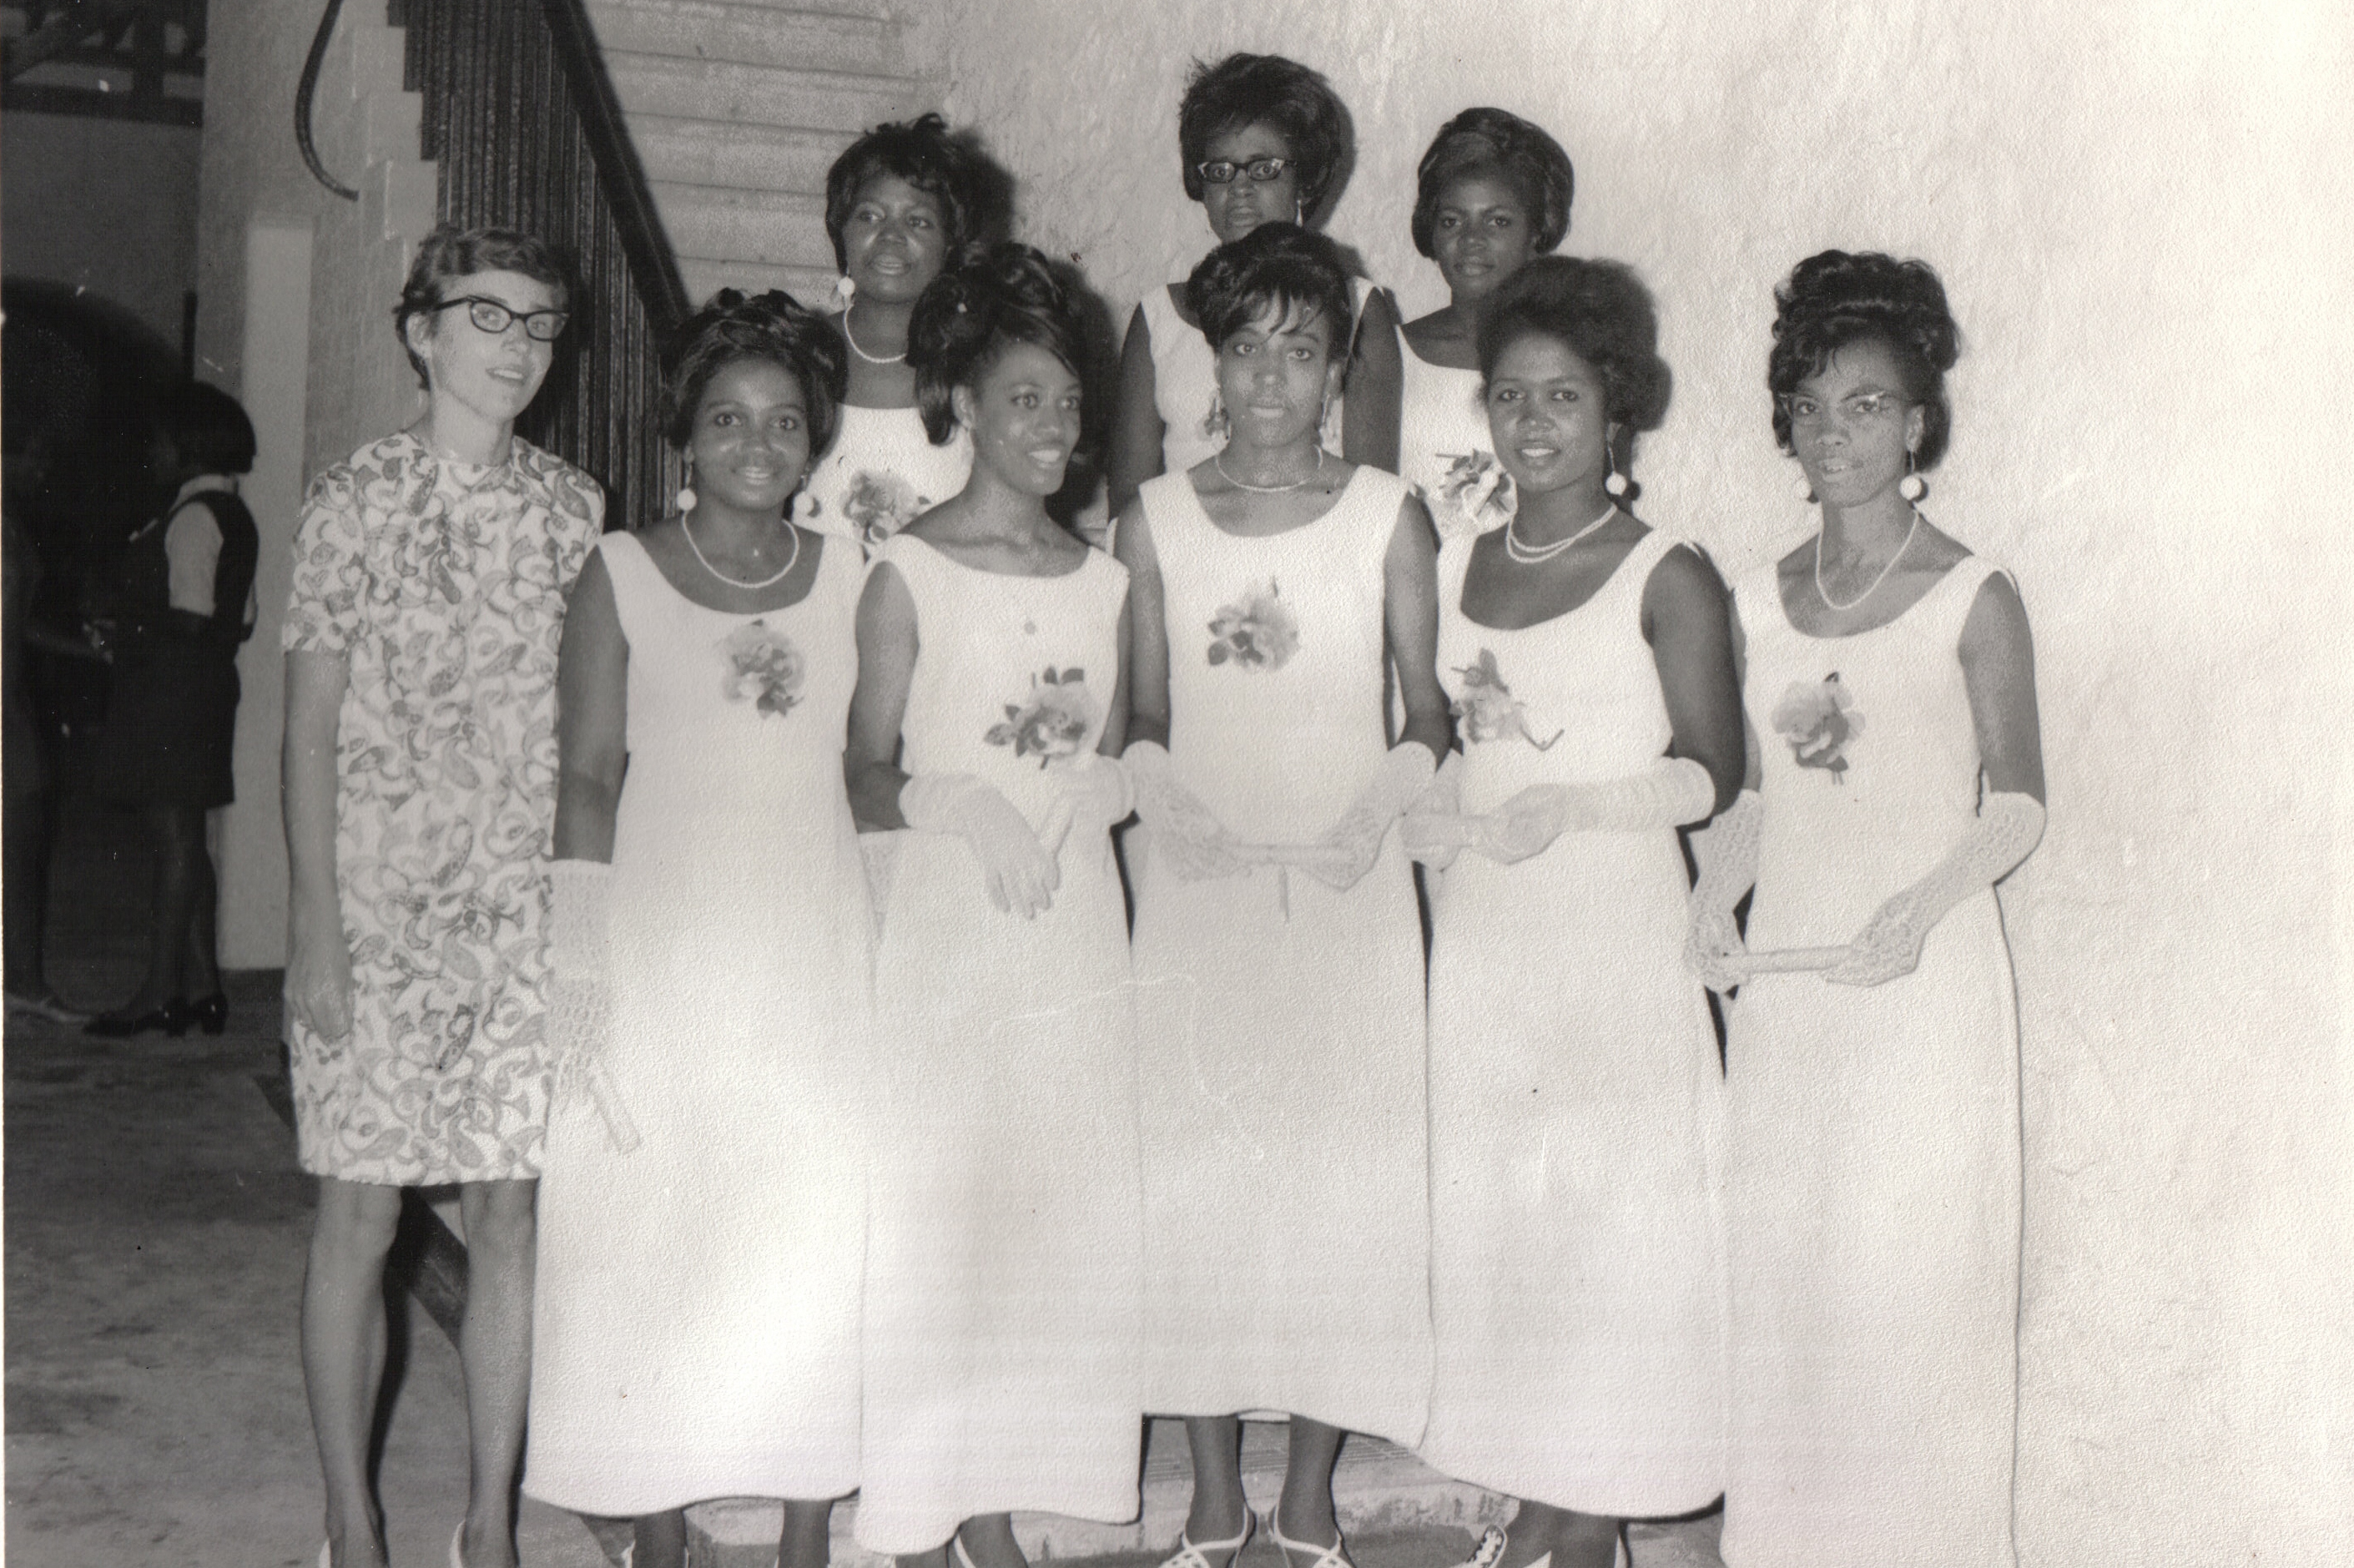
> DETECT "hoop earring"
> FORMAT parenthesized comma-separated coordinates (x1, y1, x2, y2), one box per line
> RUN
(1898, 448, 1926, 502)
(675, 455, 698, 514)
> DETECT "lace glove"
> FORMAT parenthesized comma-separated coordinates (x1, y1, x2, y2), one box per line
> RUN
(1825, 792, 2045, 987)
(1290, 741, 1438, 892)
(1125, 741, 1252, 882)
(1400, 749, 1473, 870)
(546, 860, 640, 1153)
(1684, 789, 1762, 994)
(1046, 751, 1136, 858)
(1471, 756, 1716, 865)
(901, 772, 1060, 918)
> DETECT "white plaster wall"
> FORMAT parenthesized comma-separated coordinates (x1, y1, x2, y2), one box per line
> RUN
(941, 0, 2353, 1558)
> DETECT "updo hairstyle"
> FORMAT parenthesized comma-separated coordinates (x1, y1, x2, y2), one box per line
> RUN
(1184, 222, 1355, 356)
(1477, 256, 1671, 432)
(907, 244, 1091, 446)
(1177, 53, 1353, 222)
(392, 224, 572, 387)
(658, 289, 849, 458)
(1411, 107, 1575, 257)
(822, 113, 1005, 273)
(1767, 250, 1959, 468)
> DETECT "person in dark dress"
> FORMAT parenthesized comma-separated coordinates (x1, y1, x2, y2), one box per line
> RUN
(83, 381, 260, 1036)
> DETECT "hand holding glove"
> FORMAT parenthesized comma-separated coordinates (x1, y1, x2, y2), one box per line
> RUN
(546, 860, 640, 1152)
(1824, 792, 2044, 986)
(1683, 789, 1762, 994)
(1468, 755, 1717, 865)
(1400, 749, 1473, 870)
(1288, 742, 1438, 892)
(1125, 742, 1253, 882)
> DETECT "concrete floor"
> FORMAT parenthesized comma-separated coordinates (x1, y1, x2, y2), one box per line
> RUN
(5, 799, 1720, 1568)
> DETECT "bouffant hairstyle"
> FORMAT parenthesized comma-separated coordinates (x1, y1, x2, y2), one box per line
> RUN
(658, 289, 849, 458)
(158, 381, 257, 476)
(1768, 250, 1959, 469)
(1184, 223, 1355, 356)
(907, 244, 1091, 446)
(1411, 108, 1575, 258)
(1177, 53, 1353, 221)
(392, 224, 572, 387)
(1477, 255, 1671, 436)
(823, 113, 999, 274)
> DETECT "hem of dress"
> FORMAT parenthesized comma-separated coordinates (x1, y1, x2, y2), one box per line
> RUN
(295, 1157, 545, 1186)
(853, 1489, 1143, 1558)
(524, 1471, 859, 1520)
(1415, 1445, 1724, 1523)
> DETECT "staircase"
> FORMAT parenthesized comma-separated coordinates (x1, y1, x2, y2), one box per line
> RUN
(581, 0, 936, 310)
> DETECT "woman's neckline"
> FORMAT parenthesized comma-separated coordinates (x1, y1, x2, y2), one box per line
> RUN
(1774, 548, 1975, 642)
(1454, 523, 1656, 633)
(629, 525, 826, 615)
(1186, 459, 1365, 540)
(897, 527, 1092, 581)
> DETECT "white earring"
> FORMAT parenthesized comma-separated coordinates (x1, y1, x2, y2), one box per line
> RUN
(675, 457, 697, 514)
(829, 274, 855, 312)
(1605, 466, 1630, 497)
(1794, 471, 1816, 502)
(1898, 449, 1926, 502)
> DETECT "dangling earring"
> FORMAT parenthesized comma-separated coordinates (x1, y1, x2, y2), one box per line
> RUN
(1604, 433, 1630, 497)
(829, 273, 855, 314)
(1794, 469, 1817, 503)
(1898, 447, 1926, 502)
(1201, 391, 1230, 445)
(675, 455, 698, 514)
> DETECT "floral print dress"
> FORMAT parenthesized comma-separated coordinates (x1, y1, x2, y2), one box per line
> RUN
(1130, 465, 1433, 1448)
(1420, 528, 1725, 1517)
(856, 533, 1142, 1554)
(525, 532, 871, 1515)
(1724, 550, 2024, 1567)
(282, 431, 602, 1185)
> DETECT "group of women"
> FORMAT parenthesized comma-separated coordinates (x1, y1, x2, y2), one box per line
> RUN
(282, 51, 2044, 1568)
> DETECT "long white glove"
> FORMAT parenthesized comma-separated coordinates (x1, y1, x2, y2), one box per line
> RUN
(1824, 791, 2045, 986)
(1400, 749, 1471, 870)
(900, 772, 1060, 918)
(1684, 789, 1762, 994)
(545, 860, 640, 1153)
(1471, 754, 1716, 865)
(1125, 741, 1252, 882)
(1288, 741, 1438, 891)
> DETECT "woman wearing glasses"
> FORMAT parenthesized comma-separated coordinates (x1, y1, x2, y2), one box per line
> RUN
(281, 225, 603, 1568)
(1688, 251, 2044, 1566)
(1106, 53, 1402, 521)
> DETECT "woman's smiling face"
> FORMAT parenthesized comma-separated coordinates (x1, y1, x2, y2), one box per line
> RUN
(955, 340, 1084, 498)
(1484, 330, 1612, 498)
(406, 269, 561, 428)
(840, 174, 950, 305)
(686, 357, 811, 516)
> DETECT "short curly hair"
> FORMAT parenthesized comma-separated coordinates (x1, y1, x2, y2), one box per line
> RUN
(907, 245, 1091, 447)
(391, 224, 572, 388)
(823, 113, 1001, 274)
(1767, 250, 1960, 469)
(1185, 223, 1355, 357)
(658, 289, 849, 460)
(1411, 108, 1575, 259)
(1477, 256, 1671, 435)
(158, 381, 256, 476)
(1177, 53, 1353, 222)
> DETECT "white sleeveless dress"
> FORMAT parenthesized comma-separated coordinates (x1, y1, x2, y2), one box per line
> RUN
(1723, 551, 2023, 1567)
(856, 534, 1142, 1553)
(525, 532, 870, 1515)
(1141, 275, 1373, 477)
(1397, 329, 1510, 542)
(794, 401, 973, 547)
(1419, 529, 1726, 1517)
(1131, 466, 1432, 1447)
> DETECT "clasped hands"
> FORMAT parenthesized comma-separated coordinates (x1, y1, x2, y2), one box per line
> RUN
(902, 753, 1133, 920)
(1128, 740, 1436, 894)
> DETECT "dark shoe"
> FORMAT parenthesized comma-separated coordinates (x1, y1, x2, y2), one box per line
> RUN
(83, 999, 192, 1038)
(188, 992, 230, 1036)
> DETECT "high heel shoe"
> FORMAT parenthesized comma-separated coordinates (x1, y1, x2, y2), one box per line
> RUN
(1448, 1528, 1520, 1568)
(83, 998, 192, 1038)
(188, 991, 229, 1035)
(1266, 1510, 1354, 1568)
(1160, 1510, 1256, 1568)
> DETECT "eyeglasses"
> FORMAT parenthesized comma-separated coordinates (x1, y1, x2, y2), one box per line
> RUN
(1196, 156, 1293, 186)
(1780, 391, 1909, 426)
(434, 295, 570, 342)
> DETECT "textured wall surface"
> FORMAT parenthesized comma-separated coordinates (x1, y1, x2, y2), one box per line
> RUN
(2, 113, 203, 347)
(940, 0, 2353, 1558)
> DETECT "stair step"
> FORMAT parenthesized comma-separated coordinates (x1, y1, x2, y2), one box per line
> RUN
(653, 181, 834, 270)
(629, 113, 846, 194)
(678, 258, 841, 310)
(585, 0, 903, 78)
(603, 53, 928, 134)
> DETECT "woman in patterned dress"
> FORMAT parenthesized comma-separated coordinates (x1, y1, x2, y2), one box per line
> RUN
(796, 113, 995, 547)
(1106, 53, 1401, 522)
(281, 226, 604, 1568)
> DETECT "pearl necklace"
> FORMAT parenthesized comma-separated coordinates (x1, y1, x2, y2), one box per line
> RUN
(1505, 502, 1618, 565)
(842, 307, 906, 366)
(1215, 446, 1325, 495)
(683, 512, 802, 590)
(1814, 507, 1919, 612)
